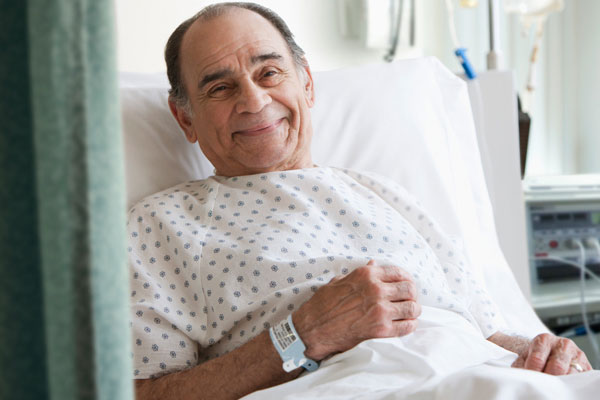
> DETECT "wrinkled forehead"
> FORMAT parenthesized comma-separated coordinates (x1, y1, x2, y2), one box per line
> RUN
(179, 8, 293, 85)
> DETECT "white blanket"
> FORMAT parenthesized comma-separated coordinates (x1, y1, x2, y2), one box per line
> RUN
(242, 307, 600, 400)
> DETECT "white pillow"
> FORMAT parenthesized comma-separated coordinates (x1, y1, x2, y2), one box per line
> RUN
(311, 59, 464, 237)
(119, 57, 546, 336)
(120, 60, 461, 234)
(120, 73, 214, 209)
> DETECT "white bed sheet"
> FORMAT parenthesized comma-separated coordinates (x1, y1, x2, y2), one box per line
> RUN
(242, 307, 600, 400)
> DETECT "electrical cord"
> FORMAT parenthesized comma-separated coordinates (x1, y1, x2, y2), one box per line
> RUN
(534, 239, 600, 367)
(560, 324, 590, 339)
(572, 239, 600, 367)
(444, 0, 460, 49)
(585, 238, 600, 286)
(532, 255, 600, 285)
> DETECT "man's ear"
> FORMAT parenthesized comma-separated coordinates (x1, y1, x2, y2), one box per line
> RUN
(168, 98, 197, 143)
(300, 59, 315, 108)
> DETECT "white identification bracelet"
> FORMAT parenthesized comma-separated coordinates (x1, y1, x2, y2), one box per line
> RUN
(269, 315, 319, 372)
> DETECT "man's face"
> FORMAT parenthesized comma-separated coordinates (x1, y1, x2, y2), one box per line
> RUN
(173, 8, 315, 177)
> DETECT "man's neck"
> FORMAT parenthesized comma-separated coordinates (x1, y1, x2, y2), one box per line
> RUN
(215, 156, 315, 177)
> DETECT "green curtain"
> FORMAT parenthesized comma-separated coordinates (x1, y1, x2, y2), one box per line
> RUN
(0, 1, 133, 399)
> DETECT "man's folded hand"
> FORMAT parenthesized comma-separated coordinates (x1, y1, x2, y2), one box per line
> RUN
(292, 260, 421, 361)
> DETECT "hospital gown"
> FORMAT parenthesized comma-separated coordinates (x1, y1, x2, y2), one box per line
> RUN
(127, 167, 506, 379)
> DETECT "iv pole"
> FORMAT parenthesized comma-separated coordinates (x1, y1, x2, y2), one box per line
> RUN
(487, 0, 502, 70)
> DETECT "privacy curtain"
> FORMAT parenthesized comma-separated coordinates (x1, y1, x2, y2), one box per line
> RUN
(0, 1, 133, 399)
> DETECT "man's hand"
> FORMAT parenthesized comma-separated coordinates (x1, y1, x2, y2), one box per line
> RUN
(512, 333, 593, 375)
(489, 332, 593, 375)
(292, 260, 421, 361)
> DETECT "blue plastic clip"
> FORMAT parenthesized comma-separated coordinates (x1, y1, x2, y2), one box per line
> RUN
(455, 47, 477, 80)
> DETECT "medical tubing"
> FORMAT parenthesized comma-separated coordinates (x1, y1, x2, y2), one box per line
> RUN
(532, 249, 600, 366)
(585, 238, 600, 366)
(572, 239, 600, 367)
(444, 0, 460, 49)
(384, 0, 403, 62)
(532, 255, 600, 285)
(522, 18, 546, 113)
(560, 325, 589, 338)
(444, 0, 476, 79)
(526, 19, 546, 92)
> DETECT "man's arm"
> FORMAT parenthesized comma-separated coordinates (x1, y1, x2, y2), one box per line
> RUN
(135, 329, 300, 400)
(135, 261, 421, 399)
(487, 331, 593, 375)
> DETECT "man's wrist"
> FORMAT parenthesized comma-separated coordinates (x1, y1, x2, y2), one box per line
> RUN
(269, 315, 319, 372)
(290, 310, 327, 361)
(488, 331, 531, 355)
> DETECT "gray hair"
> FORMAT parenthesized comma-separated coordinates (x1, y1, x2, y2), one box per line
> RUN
(164, 2, 308, 112)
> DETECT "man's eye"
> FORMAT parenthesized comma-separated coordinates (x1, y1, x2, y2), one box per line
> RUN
(209, 85, 230, 97)
(263, 70, 277, 78)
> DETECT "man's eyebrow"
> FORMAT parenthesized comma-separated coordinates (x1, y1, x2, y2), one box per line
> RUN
(197, 53, 283, 91)
(198, 69, 233, 90)
(250, 52, 283, 64)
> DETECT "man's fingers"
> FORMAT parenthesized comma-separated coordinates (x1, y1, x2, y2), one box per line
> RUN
(512, 334, 593, 376)
(563, 347, 592, 375)
(544, 338, 576, 375)
(524, 334, 553, 372)
(384, 281, 417, 301)
(390, 300, 421, 320)
(375, 265, 414, 283)
(571, 351, 593, 373)
(391, 318, 418, 337)
(578, 352, 593, 371)
(544, 350, 571, 375)
(368, 300, 420, 324)
(512, 353, 526, 369)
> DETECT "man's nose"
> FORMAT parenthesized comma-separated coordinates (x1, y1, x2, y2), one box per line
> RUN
(235, 80, 272, 114)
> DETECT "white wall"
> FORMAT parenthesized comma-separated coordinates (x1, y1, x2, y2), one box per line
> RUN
(114, 1, 524, 82)
(116, 0, 422, 73)
(116, 0, 598, 176)
(574, 0, 600, 173)
(521, 0, 600, 175)
(116, 0, 494, 74)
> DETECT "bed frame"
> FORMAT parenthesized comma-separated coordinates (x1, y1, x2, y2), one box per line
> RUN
(464, 70, 531, 300)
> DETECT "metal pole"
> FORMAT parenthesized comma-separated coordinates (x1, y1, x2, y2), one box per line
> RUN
(487, 0, 503, 69)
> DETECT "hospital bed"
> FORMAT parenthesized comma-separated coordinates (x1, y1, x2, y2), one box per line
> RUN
(120, 57, 599, 399)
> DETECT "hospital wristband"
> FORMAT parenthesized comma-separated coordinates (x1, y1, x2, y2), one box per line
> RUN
(269, 314, 319, 372)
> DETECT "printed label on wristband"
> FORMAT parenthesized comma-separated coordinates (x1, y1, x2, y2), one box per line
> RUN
(272, 320, 297, 352)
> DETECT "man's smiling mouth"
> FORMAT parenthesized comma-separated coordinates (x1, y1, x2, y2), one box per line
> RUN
(233, 118, 284, 136)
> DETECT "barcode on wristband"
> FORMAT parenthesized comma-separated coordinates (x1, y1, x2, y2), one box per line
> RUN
(273, 320, 297, 351)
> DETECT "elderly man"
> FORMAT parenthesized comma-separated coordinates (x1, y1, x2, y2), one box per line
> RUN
(129, 2, 591, 399)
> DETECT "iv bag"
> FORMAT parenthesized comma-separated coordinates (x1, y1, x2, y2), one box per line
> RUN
(459, 0, 479, 8)
(504, 0, 563, 17)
